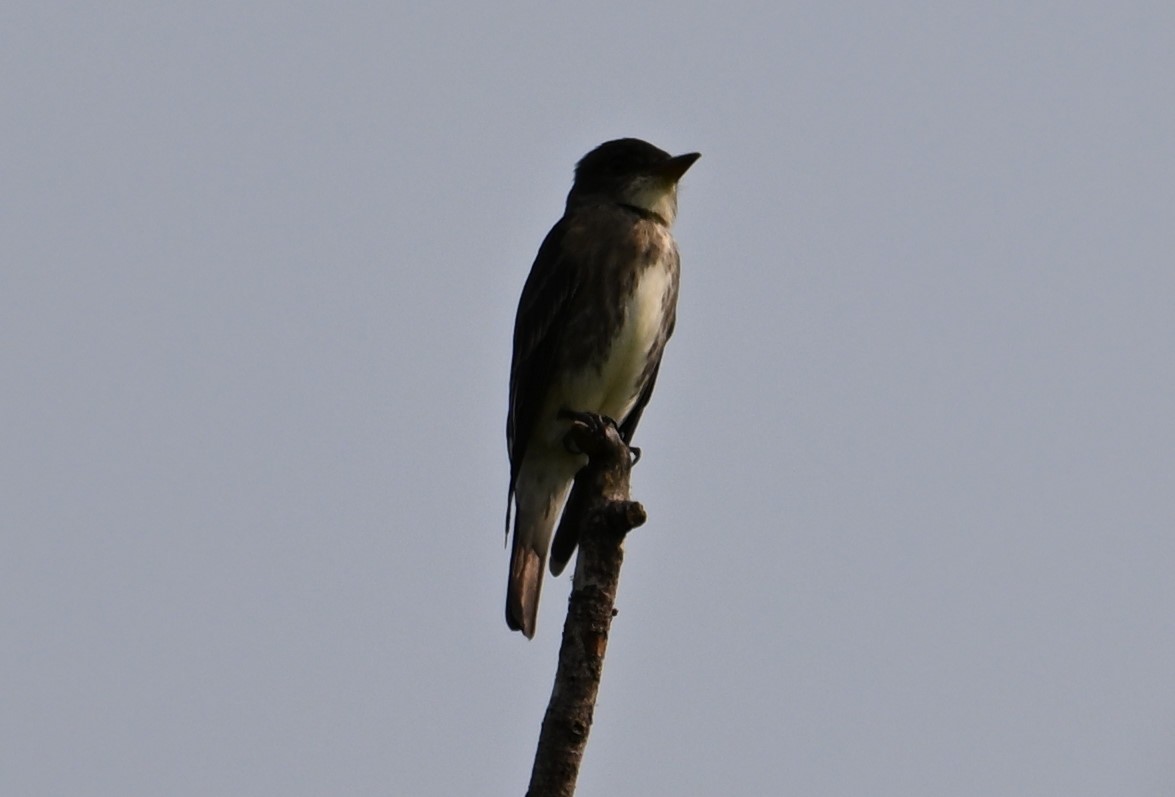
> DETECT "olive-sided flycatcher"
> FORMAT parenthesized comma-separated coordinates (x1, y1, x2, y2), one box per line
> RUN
(505, 138, 699, 638)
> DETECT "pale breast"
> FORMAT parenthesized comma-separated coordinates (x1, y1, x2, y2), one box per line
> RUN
(559, 255, 674, 425)
(531, 215, 678, 451)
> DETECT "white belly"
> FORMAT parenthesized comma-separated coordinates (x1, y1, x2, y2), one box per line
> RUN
(562, 260, 673, 424)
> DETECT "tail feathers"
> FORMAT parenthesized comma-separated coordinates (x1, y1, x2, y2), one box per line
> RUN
(506, 540, 543, 639)
(506, 456, 577, 637)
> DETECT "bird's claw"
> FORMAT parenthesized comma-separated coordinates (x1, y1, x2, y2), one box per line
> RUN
(558, 409, 641, 464)
(558, 410, 618, 454)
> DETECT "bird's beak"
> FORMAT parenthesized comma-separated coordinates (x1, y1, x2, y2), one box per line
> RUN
(658, 152, 701, 183)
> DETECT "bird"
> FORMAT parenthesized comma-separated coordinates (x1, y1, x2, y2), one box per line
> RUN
(505, 138, 700, 638)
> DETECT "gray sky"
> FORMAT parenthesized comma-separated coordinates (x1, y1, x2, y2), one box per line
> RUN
(4, 3, 1174, 795)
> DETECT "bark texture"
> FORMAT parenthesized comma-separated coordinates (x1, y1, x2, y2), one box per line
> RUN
(525, 412, 647, 797)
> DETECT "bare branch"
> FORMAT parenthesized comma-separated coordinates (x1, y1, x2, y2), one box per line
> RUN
(526, 412, 647, 797)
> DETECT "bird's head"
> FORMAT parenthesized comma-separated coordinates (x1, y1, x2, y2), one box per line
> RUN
(568, 138, 700, 225)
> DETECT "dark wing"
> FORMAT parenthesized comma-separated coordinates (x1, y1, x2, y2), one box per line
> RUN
(617, 361, 662, 444)
(507, 217, 581, 503)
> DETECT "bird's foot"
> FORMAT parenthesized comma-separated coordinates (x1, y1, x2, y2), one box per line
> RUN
(558, 410, 616, 454)
(558, 409, 640, 465)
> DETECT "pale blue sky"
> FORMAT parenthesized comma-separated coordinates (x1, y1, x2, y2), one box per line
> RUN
(4, 3, 1174, 794)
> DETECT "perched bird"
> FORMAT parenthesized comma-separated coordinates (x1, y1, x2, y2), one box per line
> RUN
(505, 138, 700, 638)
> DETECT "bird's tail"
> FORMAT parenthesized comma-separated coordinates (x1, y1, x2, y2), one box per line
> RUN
(506, 532, 544, 639)
(506, 475, 571, 638)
